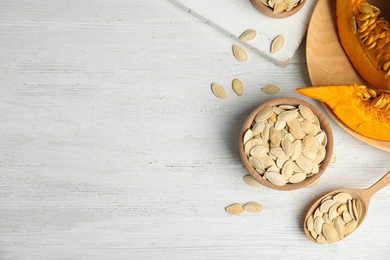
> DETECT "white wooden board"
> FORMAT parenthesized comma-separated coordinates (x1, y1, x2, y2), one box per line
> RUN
(169, 0, 318, 67)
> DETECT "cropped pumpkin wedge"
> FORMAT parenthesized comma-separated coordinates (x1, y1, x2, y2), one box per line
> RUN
(336, 0, 390, 91)
(296, 84, 390, 142)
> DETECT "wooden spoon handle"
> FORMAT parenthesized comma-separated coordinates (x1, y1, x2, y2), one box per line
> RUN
(365, 171, 390, 199)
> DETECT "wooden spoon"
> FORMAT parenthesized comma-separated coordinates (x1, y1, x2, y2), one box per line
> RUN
(303, 171, 390, 243)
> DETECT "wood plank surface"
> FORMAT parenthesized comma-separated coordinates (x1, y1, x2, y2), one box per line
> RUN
(0, 0, 389, 259)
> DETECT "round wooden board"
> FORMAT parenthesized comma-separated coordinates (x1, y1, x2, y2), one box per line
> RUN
(306, 0, 390, 152)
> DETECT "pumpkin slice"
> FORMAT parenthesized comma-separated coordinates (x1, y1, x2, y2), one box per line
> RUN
(336, 0, 390, 91)
(296, 84, 390, 142)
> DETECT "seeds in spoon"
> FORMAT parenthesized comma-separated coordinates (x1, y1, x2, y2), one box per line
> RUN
(306, 192, 363, 244)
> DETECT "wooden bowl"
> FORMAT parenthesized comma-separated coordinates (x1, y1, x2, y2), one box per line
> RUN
(251, 0, 306, 19)
(239, 97, 334, 191)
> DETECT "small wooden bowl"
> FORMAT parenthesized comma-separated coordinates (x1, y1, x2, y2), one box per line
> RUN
(251, 0, 306, 19)
(239, 97, 334, 191)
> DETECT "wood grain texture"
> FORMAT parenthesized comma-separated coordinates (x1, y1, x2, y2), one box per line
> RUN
(0, 0, 389, 259)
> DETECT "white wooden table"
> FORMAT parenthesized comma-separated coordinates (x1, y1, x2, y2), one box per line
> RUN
(0, 1, 389, 259)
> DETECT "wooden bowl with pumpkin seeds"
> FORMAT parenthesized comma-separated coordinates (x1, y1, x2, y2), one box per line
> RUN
(239, 97, 334, 191)
(251, 0, 306, 19)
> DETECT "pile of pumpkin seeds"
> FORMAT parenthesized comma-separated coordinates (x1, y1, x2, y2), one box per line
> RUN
(243, 104, 328, 186)
(306, 192, 362, 244)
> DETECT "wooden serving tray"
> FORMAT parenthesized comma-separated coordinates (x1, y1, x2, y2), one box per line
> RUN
(306, 0, 390, 152)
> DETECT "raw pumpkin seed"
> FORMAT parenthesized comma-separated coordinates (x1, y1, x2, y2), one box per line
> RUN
(211, 83, 226, 99)
(243, 201, 263, 212)
(239, 29, 257, 42)
(243, 175, 262, 188)
(261, 84, 280, 95)
(232, 44, 248, 62)
(225, 203, 244, 215)
(232, 78, 244, 96)
(271, 35, 284, 54)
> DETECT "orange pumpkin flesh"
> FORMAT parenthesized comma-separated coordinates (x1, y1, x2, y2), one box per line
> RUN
(336, 0, 390, 92)
(296, 84, 390, 142)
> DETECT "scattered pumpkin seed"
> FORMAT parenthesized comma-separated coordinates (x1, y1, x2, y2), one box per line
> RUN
(261, 84, 280, 95)
(243, 202, 263, 212)
(232, 44, 248, 62)
(271, 35, 284, 54)
(232, 78, 244, 96)
(243, 175, 263, 188)
(211, 83, 226, 99)
(225, 203, 244, 215)
(239, 29, 257, 42)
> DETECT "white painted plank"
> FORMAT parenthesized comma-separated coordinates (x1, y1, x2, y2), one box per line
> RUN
(169, 0, 318, 66)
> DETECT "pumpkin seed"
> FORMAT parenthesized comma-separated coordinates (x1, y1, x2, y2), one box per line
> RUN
(232, 44, 248, 62)
(225, 203, 244, 215)
(313, 216, 324, 234)
(243, 201, 263, 212)
(239, 29, 257, 42)
(243, 175, 262, 188)
(249, 156, 265, 171)
(243, 129, 253, 144)
(271, 35, 284, 54)
(322, 224, 339, 243)
(342, 210, 353, 223)
(320, 199, 338, 213)
(344, 220, 358, 235)
(261, 84, 280, 95)
(333, 192, 352, 204)
(252, 121, 265, 135)
(333, 216, 346, 238)
(306, 215, 314, 232)
(289, 172, 306, 183)
(232, 78, 244, 96)
(269, 127, 282, 146)
(244, 138, 262, 155)
(264, 171, 286, 186)
(250, 145, 269, 157)
(255, 106, 274, 122)
(211, 83, 226, 99)
(299, 104, 315, 121)
(296, 155, 313, 172)
(278, 110, 298, 122)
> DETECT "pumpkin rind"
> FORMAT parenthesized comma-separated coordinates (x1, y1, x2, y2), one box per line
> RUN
(296, 84, 390, 142)
(336, 0, 390, 91)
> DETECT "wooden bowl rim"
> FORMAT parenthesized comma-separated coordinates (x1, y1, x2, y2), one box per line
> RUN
(251, 0, 306, 19)
(239, 97, 334, 191)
